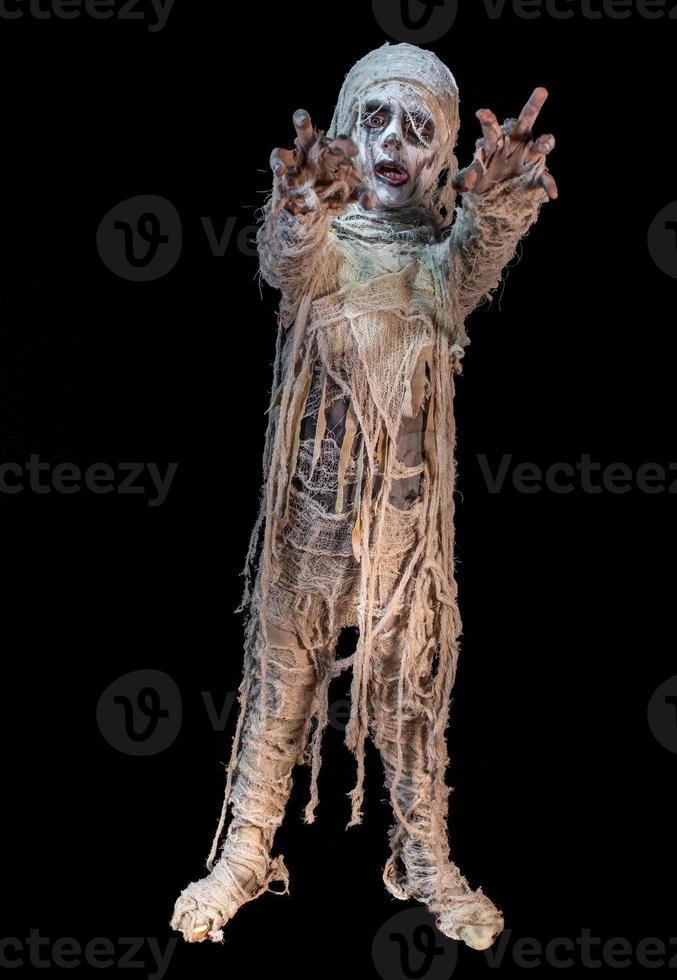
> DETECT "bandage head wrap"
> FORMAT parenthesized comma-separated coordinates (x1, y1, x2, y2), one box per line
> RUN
(327, 42, 460, 230)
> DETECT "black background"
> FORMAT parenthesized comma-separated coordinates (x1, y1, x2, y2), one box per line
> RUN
(1, 1, 676, 977)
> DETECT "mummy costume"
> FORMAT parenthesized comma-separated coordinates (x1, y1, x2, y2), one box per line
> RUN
(172, 42, 556, 952)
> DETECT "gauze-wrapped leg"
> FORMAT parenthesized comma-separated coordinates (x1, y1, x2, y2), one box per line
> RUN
(371, 624, 504, 952)
(172, 617, 322, 943)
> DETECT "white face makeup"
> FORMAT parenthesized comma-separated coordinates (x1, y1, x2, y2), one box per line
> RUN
(352, 82, 439, 209)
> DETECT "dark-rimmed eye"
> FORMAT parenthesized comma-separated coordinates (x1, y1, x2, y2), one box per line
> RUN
(405, 116, 435, 145)
(362, 112, 387, 129)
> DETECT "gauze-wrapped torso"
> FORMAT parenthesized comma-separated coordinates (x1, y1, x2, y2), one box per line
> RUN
(276, 218, 462, 627)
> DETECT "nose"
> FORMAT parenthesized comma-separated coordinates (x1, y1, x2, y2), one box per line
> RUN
(380, 126, 402, 153)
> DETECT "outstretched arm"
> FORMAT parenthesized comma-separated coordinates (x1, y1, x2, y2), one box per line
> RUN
(257, 109, 374, 316)
(447, 88, 557, 319)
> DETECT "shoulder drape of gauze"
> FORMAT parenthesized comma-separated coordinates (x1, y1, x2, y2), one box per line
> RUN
(328, 42, 461, 235)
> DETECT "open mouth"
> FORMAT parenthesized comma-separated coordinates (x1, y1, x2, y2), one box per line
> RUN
(374, 160, 410, 187)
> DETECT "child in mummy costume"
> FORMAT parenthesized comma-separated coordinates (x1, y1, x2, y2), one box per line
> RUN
(171, 42, 556, 951)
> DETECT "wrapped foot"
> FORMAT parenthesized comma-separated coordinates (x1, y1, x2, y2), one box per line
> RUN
(171, 825, 289, 943)
(384, 845, 504, 951)
(424, 865, 504, 951)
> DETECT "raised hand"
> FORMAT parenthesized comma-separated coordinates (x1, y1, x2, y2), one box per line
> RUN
(270, 109, 376, 216)
(453, 88, 558, 200)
